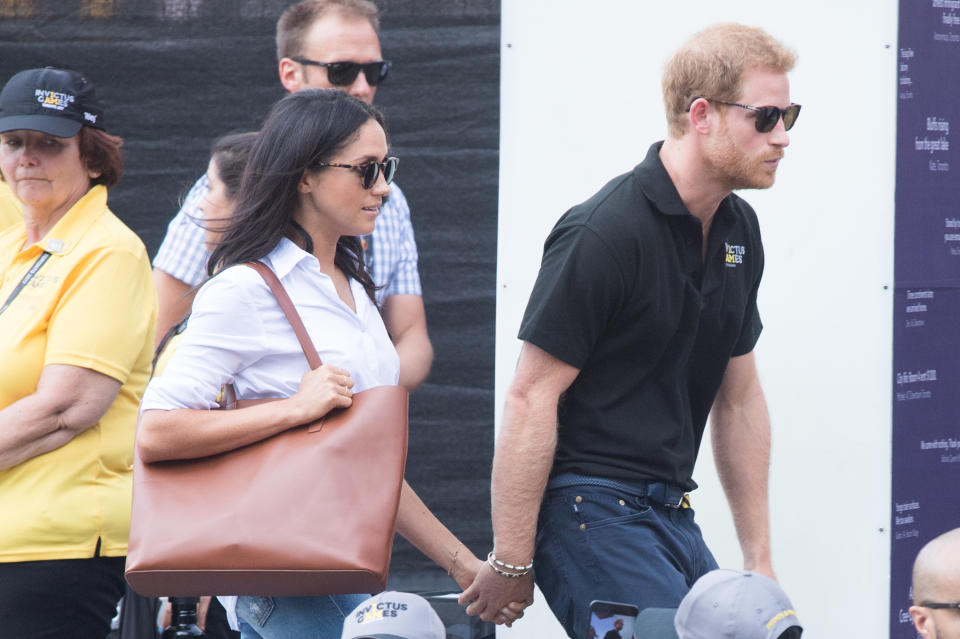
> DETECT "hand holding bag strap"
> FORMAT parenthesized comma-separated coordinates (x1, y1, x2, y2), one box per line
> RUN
(246, 260, 322, 371)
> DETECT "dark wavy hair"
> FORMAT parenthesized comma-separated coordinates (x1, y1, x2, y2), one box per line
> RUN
(207, 89, 384, 304)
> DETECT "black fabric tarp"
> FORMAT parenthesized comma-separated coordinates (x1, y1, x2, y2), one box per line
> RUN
(0, 0, 499, 593)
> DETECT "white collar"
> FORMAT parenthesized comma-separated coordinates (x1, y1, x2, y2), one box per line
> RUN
(265, 237, 314, 280)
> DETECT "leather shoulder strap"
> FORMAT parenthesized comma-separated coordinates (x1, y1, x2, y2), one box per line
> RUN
(246, 261, 322, 370)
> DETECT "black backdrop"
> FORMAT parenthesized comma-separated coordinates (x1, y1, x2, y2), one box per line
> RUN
(0, 0, 499, 592)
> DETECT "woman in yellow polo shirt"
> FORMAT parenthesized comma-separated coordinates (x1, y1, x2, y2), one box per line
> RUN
(0, 68, 156, 638)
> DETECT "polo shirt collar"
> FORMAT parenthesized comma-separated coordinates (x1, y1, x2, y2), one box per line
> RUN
(634, 141, 694, 218)
(634, 141, 741, 224)
(29, 185, 108, 255)
(266, 236, 315, 280)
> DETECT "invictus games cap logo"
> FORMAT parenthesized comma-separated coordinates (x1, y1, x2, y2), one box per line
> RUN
(353, 600, 409, 624)
(724, 242, 745, 267)
(35, 88, 76, 112)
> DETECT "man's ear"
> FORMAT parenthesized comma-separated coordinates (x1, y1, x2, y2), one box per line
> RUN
(687, 97, 713, 135)
(278, 58, 302, 93)
(909, 605, 933, 637)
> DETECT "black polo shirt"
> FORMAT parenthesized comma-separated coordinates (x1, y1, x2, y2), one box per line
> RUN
(518, 142, 764, 491)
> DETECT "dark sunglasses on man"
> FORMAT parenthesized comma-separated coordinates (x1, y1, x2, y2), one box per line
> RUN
(292, 56, 392, 87)
(687, 97, 802, 133)
(316, 156, 399, 190)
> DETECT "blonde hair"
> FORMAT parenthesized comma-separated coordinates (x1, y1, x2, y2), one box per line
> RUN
(662, 23, 796, 138)
(276, 0, 380, 62)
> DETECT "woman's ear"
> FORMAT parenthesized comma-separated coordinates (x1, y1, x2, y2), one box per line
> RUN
(298, 170, 313, 194)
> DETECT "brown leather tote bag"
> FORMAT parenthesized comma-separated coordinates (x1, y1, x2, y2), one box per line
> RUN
(125, 261, 409, 597)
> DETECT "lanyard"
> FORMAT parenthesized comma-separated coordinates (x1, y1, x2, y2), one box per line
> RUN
(0, 251, 51, 317)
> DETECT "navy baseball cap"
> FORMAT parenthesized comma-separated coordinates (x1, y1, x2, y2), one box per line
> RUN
(0, 67, 105, 137)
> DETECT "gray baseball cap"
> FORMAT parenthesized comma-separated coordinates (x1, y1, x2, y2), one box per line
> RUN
(341, 591, 445, 639)
(674, 569, 802, 639)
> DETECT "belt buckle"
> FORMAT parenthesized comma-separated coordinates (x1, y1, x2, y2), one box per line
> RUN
(665, 492, 684, 509)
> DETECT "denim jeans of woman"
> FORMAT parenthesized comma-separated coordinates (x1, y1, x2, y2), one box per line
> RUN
(236, 594, 369, 639)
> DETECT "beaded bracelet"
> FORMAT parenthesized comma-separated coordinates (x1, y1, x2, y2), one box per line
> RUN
(487, 551, 532, 578)
(487, 554, 529, 578)
(489, 551, 534, 572)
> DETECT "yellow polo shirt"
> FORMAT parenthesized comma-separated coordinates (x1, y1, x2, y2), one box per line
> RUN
(0, 181, 20, 232)
(0, 185, 157, 562)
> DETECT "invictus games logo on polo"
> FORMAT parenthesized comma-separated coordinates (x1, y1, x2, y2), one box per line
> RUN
(724, 242, 745, 267)
(35, 89, 75, 111)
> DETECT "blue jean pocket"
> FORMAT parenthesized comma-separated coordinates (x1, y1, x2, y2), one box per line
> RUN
(568, 487, 654, 530)
(237, 596, 275, 628)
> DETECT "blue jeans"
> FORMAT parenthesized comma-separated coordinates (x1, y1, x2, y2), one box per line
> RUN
(534, 475, 718, 639)
(236, 594, 368, 639)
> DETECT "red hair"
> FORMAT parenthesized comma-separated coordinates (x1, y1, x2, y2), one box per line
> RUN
(77, 127, 124, 188)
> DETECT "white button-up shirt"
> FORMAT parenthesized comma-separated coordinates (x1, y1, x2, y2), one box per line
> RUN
(141, 237, 399, 412)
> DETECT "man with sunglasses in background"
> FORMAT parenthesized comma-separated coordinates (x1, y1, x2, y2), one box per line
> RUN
(910, 527, 960, 638)
(152, 0, 432, 391)
(460, 23, 799, 637)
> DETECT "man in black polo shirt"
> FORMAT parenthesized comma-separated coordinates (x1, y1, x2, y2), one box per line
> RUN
(461, 23, 800, 637)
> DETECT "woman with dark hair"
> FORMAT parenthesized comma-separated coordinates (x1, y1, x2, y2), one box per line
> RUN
(0, 68, 156, 637)
(201, 131, 258, 251)
(138, 89, 520, 638)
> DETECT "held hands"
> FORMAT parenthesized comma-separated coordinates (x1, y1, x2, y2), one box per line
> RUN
(459, 559, 534, 627)
(290, 364, 354, 422)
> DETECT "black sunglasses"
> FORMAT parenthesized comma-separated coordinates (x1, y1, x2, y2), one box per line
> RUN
(921, 602, 960, 610)
(690, 97, 801, 133)
(316, 156, 399, 189)
(291, 57, 391, 87)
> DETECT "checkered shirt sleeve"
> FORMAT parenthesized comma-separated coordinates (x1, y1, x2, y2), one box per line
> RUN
(152, 174, 212, 287)
(371, 182, 422, 303)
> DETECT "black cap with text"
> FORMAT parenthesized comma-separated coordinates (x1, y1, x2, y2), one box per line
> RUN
(0, 67, 105, 137)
